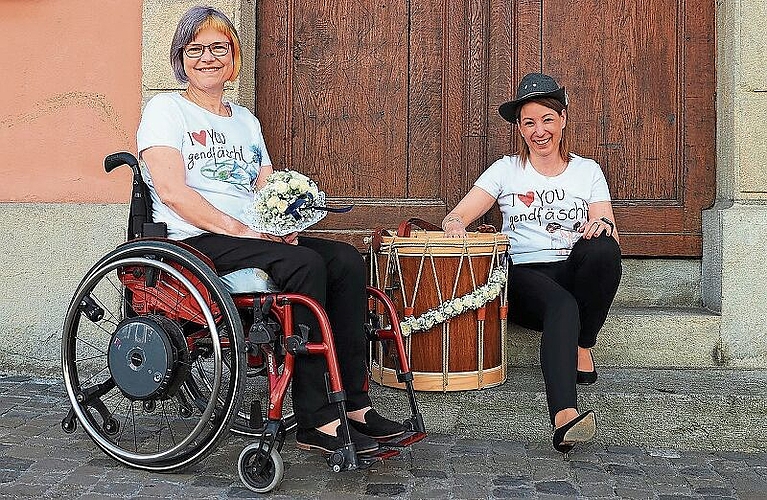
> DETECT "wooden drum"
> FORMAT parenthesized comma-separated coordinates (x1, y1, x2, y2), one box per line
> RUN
(370, 230, 509, 391)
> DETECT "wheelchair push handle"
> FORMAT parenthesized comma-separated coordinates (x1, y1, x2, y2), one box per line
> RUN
(104, 151, 140, 176)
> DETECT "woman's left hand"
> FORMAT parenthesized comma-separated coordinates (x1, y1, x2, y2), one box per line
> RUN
(580, 217, 614, 239)
(281, 232, 299, 245)
(584, 200, 619, 243)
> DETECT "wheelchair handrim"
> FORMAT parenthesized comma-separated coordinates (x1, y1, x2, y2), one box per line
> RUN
(62, 256, 223, 465)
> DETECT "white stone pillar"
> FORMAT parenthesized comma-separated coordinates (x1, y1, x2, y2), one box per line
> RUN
(703, 0, 767, 366)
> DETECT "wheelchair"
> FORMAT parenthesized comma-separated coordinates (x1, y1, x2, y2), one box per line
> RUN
(61, 152, 426, 493)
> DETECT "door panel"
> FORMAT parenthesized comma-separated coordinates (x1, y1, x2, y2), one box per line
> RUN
(511, 0, 715, 255)
(256, 0, 715, 255)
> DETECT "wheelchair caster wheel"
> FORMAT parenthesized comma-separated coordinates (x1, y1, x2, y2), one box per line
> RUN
(61, 417, 77, 434)
(238, 443, 284, 493)
(327, 451, 345, 472)
(103, 418, 120, 436)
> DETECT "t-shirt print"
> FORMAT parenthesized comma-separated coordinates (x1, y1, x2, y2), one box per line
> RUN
(185, 127, 265, 191)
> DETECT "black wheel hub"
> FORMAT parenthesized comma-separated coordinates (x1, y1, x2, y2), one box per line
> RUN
(108, 316, 190, 400)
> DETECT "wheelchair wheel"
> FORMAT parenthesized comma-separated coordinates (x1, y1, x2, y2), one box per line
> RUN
(238, 442, 284, 493)
(62, 240, 246, 472)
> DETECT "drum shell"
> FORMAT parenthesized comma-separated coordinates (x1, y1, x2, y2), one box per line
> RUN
(370, 231, 508, 391)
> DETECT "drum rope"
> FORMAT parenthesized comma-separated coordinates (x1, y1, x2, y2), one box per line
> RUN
(478, 318, 484, 387)
(442, 322, 449, 391)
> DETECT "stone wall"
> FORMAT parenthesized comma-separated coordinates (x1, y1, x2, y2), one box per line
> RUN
(702, 0, 767, 365)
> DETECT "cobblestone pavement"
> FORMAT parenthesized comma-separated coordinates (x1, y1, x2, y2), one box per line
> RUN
(1, 374, 767, 499)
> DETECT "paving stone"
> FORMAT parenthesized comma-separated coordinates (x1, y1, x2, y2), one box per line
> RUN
(695, 485, 735, 495)
(364, 482, 407, 496)
(409, 486, 452, 499)
(613, 487, 654, 499)
(493, 486, 537, 498)
(411, 467, 448, 479)
(0, 481, 51, 497)
(604, 463, 646, 477)
(578, 481, 616, 497)
(534, 479, 578, 496)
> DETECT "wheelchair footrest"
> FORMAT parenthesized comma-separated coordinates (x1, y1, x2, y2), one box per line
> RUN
(377, 431, 427, 448)
(357, 448, 400, 468)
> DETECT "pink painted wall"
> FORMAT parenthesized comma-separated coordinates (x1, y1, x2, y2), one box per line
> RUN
(0, 0, 142, 202)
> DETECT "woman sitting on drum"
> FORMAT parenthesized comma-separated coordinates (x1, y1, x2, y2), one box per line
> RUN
(442, 73, 622, 455)
(137, 6, 404, 456)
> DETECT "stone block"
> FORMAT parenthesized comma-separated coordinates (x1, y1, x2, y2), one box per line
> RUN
(508, 307, 721, 368)
(0, 203, 125, 376)
(719, 204, 767, 365)
(741, 0, 767, 89)
(737, 92, 767, 195)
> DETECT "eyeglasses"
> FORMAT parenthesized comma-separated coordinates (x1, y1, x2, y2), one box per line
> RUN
(183, 42, 230, 58)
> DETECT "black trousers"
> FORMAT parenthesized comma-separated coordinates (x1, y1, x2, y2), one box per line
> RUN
(183, 234, 371, 429)
(508, 234, 622, 424)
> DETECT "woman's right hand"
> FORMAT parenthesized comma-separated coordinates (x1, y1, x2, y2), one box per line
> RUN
(243, 228, 299, 245)
(442, 217, 467, 238)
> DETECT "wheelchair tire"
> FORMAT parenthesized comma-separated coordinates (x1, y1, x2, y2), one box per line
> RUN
(238, 443, 284, 493)
(62, 240, 246, 472)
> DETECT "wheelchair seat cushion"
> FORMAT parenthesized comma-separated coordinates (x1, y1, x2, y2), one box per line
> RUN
(220, 268, 280, 294)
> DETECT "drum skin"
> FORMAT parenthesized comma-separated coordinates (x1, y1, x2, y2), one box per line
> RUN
(370, 231, 509, 391)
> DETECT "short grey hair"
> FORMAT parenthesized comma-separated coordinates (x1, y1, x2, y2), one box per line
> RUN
(169, 6, 242, 84)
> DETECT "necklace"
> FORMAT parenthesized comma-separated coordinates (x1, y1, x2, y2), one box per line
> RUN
(182, 91, 231, 117)
(533, 160, 567, 179)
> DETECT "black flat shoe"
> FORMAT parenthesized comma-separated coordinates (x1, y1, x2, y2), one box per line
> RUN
(577, 350, 598, 385)
(349, 409, 406, 440)
(296, 425, 379, 454)
(552, 410, 596, 455)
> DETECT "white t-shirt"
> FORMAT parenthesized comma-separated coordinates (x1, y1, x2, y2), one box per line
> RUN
(136, 92, 272, 239)
(474, 154, 611, 264)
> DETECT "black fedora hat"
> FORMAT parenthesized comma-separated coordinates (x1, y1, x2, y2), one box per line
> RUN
(498, 73, 568, 123)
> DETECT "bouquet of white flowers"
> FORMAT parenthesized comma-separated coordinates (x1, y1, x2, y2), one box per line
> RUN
(244, 170, 330, 236)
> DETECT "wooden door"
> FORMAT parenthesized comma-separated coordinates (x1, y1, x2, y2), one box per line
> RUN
(255, 0, 715, 256)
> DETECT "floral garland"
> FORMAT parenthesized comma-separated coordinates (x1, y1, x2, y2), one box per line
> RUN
(244, 170, 326, 236)
(399, 266, 508, 337)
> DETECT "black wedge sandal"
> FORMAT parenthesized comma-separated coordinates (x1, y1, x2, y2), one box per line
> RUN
(552, 410, 596, 457)
(577, 350, 598, 385)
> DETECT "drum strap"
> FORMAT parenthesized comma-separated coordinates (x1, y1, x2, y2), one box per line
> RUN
(396, 218, 442, 237)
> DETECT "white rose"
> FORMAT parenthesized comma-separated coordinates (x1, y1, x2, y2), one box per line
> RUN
(274, 181, 289, 194)
(266, 195, 280, 208)
(277, 200, 289, 212)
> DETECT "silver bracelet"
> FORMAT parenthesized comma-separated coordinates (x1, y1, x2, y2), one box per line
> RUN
(442, 214, 463, 231)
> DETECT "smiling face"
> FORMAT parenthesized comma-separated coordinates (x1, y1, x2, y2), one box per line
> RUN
(183, 27, 234, 93)
(517, 101, 567, 161)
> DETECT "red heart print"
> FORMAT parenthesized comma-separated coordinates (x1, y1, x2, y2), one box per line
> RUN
(191, 130, 207, 146)
(518, 191, 535, 207)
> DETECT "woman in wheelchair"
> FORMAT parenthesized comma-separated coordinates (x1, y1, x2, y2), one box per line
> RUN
(137, 6, 403, 455)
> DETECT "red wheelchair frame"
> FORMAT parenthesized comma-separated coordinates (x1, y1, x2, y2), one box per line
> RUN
(61, 152, 425, 493)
